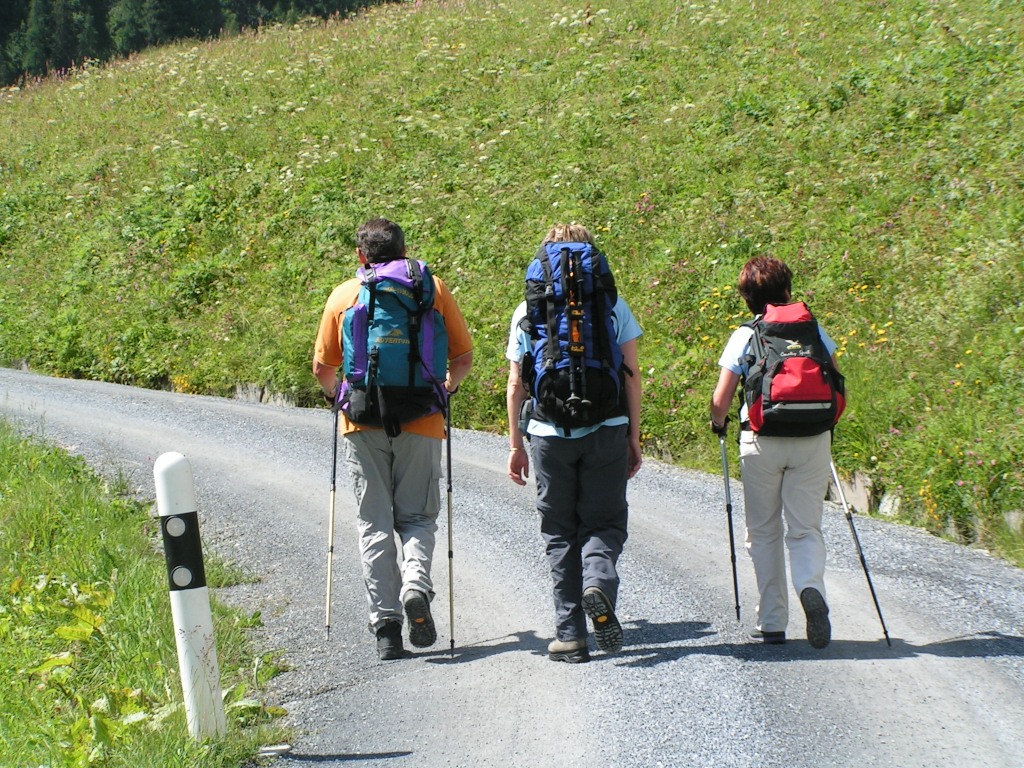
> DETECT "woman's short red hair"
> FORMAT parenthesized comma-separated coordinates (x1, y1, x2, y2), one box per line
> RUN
(737, 257, 793, 315)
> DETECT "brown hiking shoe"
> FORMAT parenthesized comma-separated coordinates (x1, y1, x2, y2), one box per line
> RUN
(548, 638, 590, 663)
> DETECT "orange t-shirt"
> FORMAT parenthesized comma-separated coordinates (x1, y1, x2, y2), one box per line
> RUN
(313, 271, 472, 439)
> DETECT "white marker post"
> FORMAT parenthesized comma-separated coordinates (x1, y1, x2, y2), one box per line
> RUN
(154, 452, 226, 740)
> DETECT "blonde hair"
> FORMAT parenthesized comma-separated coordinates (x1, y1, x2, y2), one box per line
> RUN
(543, 223, 594, 244)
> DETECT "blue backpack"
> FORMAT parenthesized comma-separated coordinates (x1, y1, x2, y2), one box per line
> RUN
(520, 242, 625, 434)
(340, 258, 448, 436)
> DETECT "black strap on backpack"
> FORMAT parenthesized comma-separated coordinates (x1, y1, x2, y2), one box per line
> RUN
(364, 263, 379, 323)
(536, 249, 558, 372)
(743, 317, 764, 370)
(736, 318, 758, 428)
(590, 252, 613, 377)
(405, 258, 425, 388)
(535, 249, 559, 416)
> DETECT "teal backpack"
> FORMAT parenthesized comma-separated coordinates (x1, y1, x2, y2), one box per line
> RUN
(340, 258, 448, 436)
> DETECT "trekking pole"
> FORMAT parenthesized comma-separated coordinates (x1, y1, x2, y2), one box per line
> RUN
(445, 402, 456, 653)
(569, 250, 591, 411)
(563, 249, 585, 418)
(324, 401, 340, 640)
(830, 461, 892, 647)
(719, 435, 741, 622)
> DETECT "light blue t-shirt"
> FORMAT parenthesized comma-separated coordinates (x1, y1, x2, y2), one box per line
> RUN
(506, 298, 642, 439)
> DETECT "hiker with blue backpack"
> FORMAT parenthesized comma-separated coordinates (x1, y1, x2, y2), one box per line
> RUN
(709, 255, 845, 649)
(313, 217, 473, 661)
(505, 223, 643, 663)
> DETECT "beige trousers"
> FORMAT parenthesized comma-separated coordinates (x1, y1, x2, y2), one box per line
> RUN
(343, 429, 442, 633)
(739, 430, 831, 632)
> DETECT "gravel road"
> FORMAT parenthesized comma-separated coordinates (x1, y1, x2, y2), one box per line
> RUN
(2, 368, 1023, 767)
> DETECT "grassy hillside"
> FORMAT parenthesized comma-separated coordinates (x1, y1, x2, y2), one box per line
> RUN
(1, 0, 1022, 563)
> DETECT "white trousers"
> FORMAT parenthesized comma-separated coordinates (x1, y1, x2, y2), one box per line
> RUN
(343, 430, 442, 633)
(739, 430, 831, 632)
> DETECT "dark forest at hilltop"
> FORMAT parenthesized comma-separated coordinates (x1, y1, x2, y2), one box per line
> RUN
(0, 0, 381, 85)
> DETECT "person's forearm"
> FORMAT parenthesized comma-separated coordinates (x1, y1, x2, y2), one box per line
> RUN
(710, 400, 730, 427)
(313, 360, 338, 394)
(446, 351, 473, 392)
(626, 373, 641, 438)
(710, 368, 740, 427)
(507, 391, 528, 449)
(506, 366, 528, 449)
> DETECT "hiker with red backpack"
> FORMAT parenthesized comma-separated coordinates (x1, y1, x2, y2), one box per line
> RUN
(709, 256, 845, 649)
(505, 223, 643, 663)
(313, 218, 473, 661)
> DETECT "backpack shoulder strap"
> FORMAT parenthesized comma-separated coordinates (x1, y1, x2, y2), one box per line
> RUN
(406, 258, 425, 307)
(403, 259, 426, 386)
(741, 317, 762, 358)
(536, 247, 559, 368)
(588, 248, 615, 370)
(363, 263, 380, 321)
(738, 317, 765, 391)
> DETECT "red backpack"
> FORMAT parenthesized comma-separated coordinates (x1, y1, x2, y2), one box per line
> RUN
(741, 302, 846, 437)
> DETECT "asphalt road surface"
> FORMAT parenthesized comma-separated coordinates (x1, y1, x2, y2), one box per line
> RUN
(2, 368, 1023, 767)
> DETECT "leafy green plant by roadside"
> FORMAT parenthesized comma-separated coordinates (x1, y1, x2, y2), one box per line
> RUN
(0, 422, 287, 766)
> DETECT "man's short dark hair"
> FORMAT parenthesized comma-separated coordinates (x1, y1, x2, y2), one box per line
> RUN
(357, 218, 405, 263)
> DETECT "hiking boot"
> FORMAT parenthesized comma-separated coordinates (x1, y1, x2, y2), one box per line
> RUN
(800, 587, 831, 649)
(750, 629, 787, 645)
(548, 638, 590, 664)
(375, 619, 404, 661)
(581, 586, 623, 653)
(402, 590, 437, 648)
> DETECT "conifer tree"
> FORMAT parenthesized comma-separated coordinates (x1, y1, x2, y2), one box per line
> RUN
(2, 0, 380, 85)
(22, 0, 53, 76)
(109, 0, 163, 55)
(0, 0, 31, 84)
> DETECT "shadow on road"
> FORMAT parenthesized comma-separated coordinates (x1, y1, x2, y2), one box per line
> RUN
(613, 624, 1024, 666)
(409, 620, 1024, 667)
(419, 630, 549, 664)
(276, 751, 413, 763)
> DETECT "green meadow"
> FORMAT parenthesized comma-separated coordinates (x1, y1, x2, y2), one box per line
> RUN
(1, 0, 1021, 562)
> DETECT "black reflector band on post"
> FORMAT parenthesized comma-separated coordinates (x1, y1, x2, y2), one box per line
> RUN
(161, 511, 207, 591)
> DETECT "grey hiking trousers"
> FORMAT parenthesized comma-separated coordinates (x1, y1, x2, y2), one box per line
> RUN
(343, 429, 442, 633)
(532, 424, 630, 642)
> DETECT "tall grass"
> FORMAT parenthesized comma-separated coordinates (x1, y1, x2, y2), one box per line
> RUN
(1, 0, 1022, 562)
(0, 423, 286, 765)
